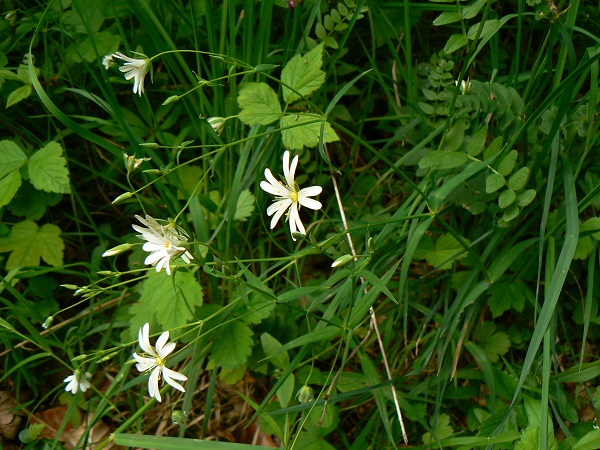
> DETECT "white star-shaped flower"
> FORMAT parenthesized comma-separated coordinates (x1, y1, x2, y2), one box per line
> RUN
(133, 323, 187, 403)
(112, 52, 152, 96)
(260, 150, 322, 240)
(64, 370, 92, 394)
(133, 215, 194, 275)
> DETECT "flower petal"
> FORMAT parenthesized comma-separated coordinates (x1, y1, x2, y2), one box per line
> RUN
(149, 366, 161, 402)
(163, 367, 187, 393)
(139, 323, 153, 353)
(298, 196, 322, 210)
(299, 185, 322, 197)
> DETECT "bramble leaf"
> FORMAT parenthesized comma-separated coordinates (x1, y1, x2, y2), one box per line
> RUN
(29, 142, 71, 194)
(473, 322, 510, 363)
(6, 84, 32, 108)
(0, 221, 64, 269)
(422, 413, 453, 444)
(135, 271, 203, 339)
(0, 170, 21, 208)
(281, 43, 326, 104)
(212, 320, 253, 370)
(281, 114, 339, 149)
(0, 140, 28, 179)
(234, 189, 255, 222)
(237, 82, 282, 126)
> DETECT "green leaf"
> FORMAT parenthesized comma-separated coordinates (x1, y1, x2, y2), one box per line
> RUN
(467, 125, 488, 156)
(444, 34, 469, 54)
(28, 142, 71, 194)
(467, 19, 502, 41)
(281, 114, 339, 150)
(486, 173, 505, 193)
(0, 170, 21, 208)
(508, 167, 530, 191)
(212, 320, 253, 370)
(516, 189, 536, 207)
(502, 204, 520, 222)
(315, 22, 326, 40)
(487, 281, 527, 318)
(136, 271, 203, 339)
(69, 31, 120, 63)
(0, 221, 64, 269)
(276, 373, 295, 408)
(574, 236, 593, 260)
(419, 151, 468, 170)
(6, 84, 32, 108)
(261, 333, 289, 369)
(422, 233, 470, 270)
(433, 11, 462, 26)
(237, 82, 282, 126)
(281, 43, 326, 104)
(484, 136, 504, 159)
(473, 322, 510, 363)
(498, 189, 516, 208)
(497, 149, 518, 176)
(234, 189, 255, 221)
(463, 0, 487, 19)
(444, 118, 466, 152)
(0, 140, 28, 179)
(572, 430, 600, 450)
(515, 425, 558, 450)
(7, 181, 62, 220)
(583, 217, 600, 239)
(422, 413, 454, 444)
(234, 290, 276, 324)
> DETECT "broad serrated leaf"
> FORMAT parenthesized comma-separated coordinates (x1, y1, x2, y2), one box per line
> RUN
(508, 167, 529, 191)
(234, 189, 255, 221)
(281, 114, 339, 149)
(467, 125, 488, 156)
(7, 181, 62, 220)
(237, 82, 282, 125)
(0, 221, 64, 269)
(281, 43, 326, 104)
(419, 151, 468, 170)
(516, 189, 536, 207)
(515, 425, 558, 450)
(0, 170, 21, 208)
(444, 34, 469, 54)
(28, 142, 71, 194)
(0, 140, 28, 179)
(422, 413, 454, 444)
(261, 332, 289, 369)
(136, 271, 203, 339)
(473, 322, 510, 362)
(574, 235, 593, 260)
(212, 320, 253, 370)
(6, 84, 32, 108)
(487, 281, 527, 318)
(423, 233, 470, 270)
(497, 149, 518, 176)
(486, 173, 505, 193)
(498, 189, 516, 208)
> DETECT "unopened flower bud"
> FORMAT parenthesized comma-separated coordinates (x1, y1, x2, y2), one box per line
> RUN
(112, 192, 133, 204)
(102, 243, 134, 257)
(331, 254, 354, 268)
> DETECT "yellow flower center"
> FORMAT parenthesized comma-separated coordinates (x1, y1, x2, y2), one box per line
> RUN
(290, 190, 298, 203)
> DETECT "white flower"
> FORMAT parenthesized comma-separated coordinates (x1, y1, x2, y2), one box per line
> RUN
(133, 323, 187, 403)
(102, 54, 115, 70)
(132, 215, 194, 275)
(123, 152, 151, 172)
(64, 370, 92, 394)
(112, 52, 152, 96)
(260, 150, 322, 240)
